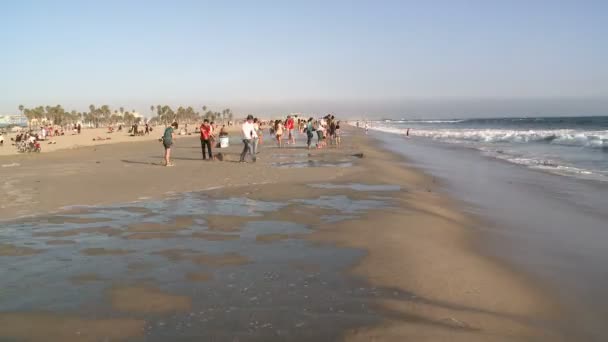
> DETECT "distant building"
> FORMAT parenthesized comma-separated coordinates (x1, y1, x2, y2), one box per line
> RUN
(0, 114, 28, 127)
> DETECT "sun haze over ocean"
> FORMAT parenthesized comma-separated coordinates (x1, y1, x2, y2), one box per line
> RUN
(1, 0, 606, 118)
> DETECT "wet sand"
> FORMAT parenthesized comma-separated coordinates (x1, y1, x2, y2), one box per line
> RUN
(0, 128, 567, 341)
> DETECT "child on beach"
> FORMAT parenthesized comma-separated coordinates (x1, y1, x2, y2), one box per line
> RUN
(162, 122, 178, 166)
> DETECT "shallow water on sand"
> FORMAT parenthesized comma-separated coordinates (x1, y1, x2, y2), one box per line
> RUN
(0, 188, 407, 341)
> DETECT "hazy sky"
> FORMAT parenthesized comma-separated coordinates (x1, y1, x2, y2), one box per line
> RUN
(1, 0, 607, 118)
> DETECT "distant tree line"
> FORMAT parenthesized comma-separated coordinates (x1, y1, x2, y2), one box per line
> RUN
(148, 105, 234, 126)
(17, 104, 234, 128)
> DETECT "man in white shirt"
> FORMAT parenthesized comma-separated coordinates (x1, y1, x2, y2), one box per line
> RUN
(239, 115, 257, 163)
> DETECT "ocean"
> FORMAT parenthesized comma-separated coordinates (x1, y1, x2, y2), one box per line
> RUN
(362, 117, 608, 341)
(367, 116, 608, 182)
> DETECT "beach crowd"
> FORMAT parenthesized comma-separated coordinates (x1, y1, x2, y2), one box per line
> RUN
(160, 114, 342, 167)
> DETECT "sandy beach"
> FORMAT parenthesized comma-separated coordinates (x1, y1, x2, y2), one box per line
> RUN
(0, 127, 566, 341)
(0, 126, 181, 156)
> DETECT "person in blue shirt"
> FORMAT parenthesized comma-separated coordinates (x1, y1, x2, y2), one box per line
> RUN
(162, 122, 178, 166)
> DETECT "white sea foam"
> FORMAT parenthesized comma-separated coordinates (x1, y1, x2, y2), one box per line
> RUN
(362, 123, 608, 181)
(370, 126, 608, 149)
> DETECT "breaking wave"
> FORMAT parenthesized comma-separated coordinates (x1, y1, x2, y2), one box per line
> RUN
(372, 126, 608, 150)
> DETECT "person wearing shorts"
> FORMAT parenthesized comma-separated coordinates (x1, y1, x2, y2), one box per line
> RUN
(286, 115, 295, 145)
(275, 120, 284, 148)
(162, 122, 178, 166)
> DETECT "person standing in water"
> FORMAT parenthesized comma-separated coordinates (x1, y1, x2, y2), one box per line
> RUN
(162, 122, 178, 166)
(239, 115, 257, 163)
(200, 119, 213, 160)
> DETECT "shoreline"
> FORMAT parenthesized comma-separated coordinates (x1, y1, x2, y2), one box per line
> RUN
(0, 127, 565, 340)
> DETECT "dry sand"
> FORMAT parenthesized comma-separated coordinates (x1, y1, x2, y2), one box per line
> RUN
(0, 126, 567, 340)
(0, 127, 163, 156)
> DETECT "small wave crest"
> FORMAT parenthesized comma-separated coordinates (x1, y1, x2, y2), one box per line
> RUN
(371, 126, 608, 150)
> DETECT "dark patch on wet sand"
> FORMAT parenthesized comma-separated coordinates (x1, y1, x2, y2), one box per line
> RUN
(190, 232, 240, 241)
(0, 313, 145, 342)
(255, 233, 292, 243)
(205, 215, 252, 232)
(125, 216, 195, 233)
(0, 243, 44, 256)
(124, 232, 181, 240)
(45, 239, 77, 245)
(186, 272, 213, 282)
(291, 262, 322, 273)
(110, 286, 191, 313)
(153, 249, 251, 266)
(33, 226, 122, 238)
(81, 248, 133, 256)
(127, 262, 156, 272)
(45, 216, 114, 224)
(70, 273, 102, 284)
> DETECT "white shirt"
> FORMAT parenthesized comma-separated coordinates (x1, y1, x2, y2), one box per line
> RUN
(241, 121, 257, 139)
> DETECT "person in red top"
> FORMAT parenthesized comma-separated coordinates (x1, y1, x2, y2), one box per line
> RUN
(200, 119, 213, 160)
(286, 115, 295, 145)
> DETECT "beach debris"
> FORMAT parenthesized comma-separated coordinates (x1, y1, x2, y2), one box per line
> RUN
(1, 163, 20, 168)
(352, 153, 364, 158)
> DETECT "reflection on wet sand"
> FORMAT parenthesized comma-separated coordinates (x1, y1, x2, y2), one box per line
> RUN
(0, 185, 399, 341)
(124, 232, 181, 240)
(126, 215, 196, 232)
(154, 248, 251, 267)
(190, 232, 241, 241)
(45, 239, 77, 245)
(205, 215, 252, 232)
(33, 226, 122, 237)
(81, 247, 133, 256)
(110, 286, 191, 314)
(186, 272, 213, 282)
(0, 243, 44, 256)
(0, 313, 145, 342)
(256, 233, 292, 243)
(70, 273, 103, 284)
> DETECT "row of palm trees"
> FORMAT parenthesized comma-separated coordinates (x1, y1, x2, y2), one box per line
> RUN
(148, 105, 234, 125)
(17, 104, 234, 128)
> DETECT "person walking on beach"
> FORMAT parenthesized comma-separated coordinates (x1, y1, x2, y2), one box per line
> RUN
(365, 121, 369, 134)
(252, 118, 261, 154)
(200, 119, 213, 160)
(239, 115, 257, 163)
(286, 115, 295, 145)
(162, 122, 178, 166)
(305, 117, 315, 149)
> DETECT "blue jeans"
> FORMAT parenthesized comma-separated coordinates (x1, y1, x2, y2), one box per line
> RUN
(240, 139, 256, 162)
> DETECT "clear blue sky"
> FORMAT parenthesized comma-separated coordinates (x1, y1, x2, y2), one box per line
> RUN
(1, 0, 607, 118)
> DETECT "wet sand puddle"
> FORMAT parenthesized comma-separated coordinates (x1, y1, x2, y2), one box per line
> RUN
(0, 185, 405, 341)
(270, 153, 355, 169)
